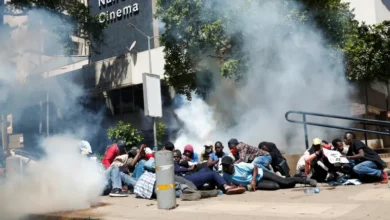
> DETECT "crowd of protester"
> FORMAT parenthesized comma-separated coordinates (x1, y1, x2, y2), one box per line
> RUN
(1, 131, 387, 201)
(100, 131, 389, 200)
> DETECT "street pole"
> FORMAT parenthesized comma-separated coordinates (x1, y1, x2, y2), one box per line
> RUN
(46, 91, 49, 136)
(1, 114, 7, 151)
(147, 36, 157, 148)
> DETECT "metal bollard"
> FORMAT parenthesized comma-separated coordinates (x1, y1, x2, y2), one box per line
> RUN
(155, 150, 176, 209)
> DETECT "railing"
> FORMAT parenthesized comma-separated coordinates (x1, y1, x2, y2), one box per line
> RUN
(285, 111, 390, 149)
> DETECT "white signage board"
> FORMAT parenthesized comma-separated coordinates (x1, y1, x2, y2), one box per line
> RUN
(142, 73, 162, 117)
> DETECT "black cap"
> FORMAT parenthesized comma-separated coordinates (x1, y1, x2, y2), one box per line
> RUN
(228, 138, 239, 146)
(221, 156, 234, 165)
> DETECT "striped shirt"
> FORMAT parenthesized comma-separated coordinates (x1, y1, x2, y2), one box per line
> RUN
(236, 142, 269, 164)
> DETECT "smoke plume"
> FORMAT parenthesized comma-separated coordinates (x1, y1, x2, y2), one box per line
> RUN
(0, 8, 106, 219)
(172, 0, 354, 154)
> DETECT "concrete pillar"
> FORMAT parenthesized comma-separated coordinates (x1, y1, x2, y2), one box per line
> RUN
(155, 150, 176, 209)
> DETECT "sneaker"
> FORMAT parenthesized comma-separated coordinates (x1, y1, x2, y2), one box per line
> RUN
(109, 188, 129, 197)
(381, 171, 388, 184)
(225, 185, 246, 195)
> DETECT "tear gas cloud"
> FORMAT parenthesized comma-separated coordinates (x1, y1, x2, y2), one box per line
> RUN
(0, 135, 105, 219)
(172, 0, 354, 154)
(0, 9, 106, 218)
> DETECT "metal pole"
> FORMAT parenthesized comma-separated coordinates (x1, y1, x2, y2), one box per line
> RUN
(147, 36, 157, 148)
(1, 114, 7, 151)
(46, 91, 49, 136)
(155, 150, 176, 209)
(148, 36, 152, 74)
(303, 114, 309, 149)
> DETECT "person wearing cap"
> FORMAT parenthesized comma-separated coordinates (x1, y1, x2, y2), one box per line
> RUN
(183, 144, 199, 164)
(102, 140, 127, 169)
(227, 138, 271, 170)
(296, 138, 335, 182)
(200, 141, 215, 162)
(221, 156, 316, 191)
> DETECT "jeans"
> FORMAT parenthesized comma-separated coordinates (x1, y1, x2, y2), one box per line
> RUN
(353, 161, 382, 179)
(120, 172, 137, 188)
(104, 167, 137, 192)
(252, 155, 272, 170)
(184, 168, 226, 188)
(104, 167, 122, 191)
(132, 159, 146, 179)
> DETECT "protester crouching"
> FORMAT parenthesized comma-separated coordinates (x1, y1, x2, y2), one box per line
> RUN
(258, 141, 290, 176)
(344, 132, 388, 183)
(228, 138, 272, 170)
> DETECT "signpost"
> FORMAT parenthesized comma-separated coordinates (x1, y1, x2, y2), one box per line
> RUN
(142, 73, 162, 147)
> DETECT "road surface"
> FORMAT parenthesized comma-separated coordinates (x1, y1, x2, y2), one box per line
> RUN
(29, 183, 390, 220)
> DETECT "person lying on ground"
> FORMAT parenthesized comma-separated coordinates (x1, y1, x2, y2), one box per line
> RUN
(228, 138, 271, 170)
(344, 132, 388, 183)
(173, 149, 244, 194)
(200, 141, 214, 162)
(101, 140, 127, 169)
(258, 141, 290, 176)
(221, 156, 317, 191)
(207, 141, 226, 172)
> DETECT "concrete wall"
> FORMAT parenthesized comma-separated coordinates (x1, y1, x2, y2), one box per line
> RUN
(84, 46, 165, 92)
(343, 0, 390, 25)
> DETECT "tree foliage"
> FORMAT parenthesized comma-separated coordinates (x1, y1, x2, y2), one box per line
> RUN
(156, 0, 359, 98)
(7, 0, 106, 53)
(156, 122, 166, 146)
(344, 21, 390, 83)
(107, 121, 144, 148)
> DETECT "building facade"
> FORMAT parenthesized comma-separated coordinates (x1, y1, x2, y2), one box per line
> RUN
(343, 0, 390, 148)
(1, 0, 171, 150)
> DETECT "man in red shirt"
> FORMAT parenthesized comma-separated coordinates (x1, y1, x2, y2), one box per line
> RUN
(102, 140, 126, 169)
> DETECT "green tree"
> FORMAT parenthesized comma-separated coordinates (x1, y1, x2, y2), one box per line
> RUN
(156, 122, 166, 146)
(156, 0, 358, 99)
(344, 21, 390, 111)
(7, 0, 106, 53)
(107, 121, 144, 148)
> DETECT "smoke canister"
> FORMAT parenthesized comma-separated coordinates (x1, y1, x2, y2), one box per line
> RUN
(155, 150, 176, 209)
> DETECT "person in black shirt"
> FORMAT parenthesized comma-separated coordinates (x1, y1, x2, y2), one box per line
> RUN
(344, 132, 388, 183)
(258, 142, 290, 177)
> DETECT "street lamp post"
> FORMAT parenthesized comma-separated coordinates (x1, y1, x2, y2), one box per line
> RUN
(128, 23, 160, 148)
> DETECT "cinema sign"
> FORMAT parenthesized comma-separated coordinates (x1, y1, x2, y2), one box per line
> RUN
(98, 0, 139, 23)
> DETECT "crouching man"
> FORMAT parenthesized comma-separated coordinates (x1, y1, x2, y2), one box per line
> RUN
(344, 132, 388, 183)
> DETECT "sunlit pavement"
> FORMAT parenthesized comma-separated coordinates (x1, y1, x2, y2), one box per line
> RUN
(30, 183, 390, 220)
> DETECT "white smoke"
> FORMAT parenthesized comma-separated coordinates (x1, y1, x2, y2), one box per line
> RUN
(0, 135, 105, 219)
(172, 0, 354, 154)
(0, 8, 106, 219)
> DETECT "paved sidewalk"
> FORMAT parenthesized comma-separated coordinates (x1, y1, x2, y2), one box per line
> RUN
(30, 183, 390, 220)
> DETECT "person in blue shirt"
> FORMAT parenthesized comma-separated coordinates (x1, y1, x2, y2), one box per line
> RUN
(183, 145, 199, 164)
(221, 156, 317, 191)
(207, 141, 226, 171)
